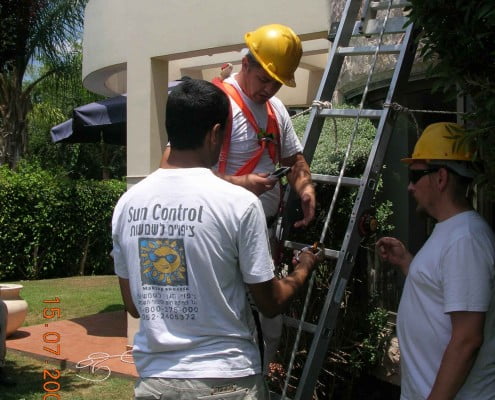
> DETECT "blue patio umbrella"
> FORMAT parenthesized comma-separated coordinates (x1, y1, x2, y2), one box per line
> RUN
(50, 79, 186, 145)
(51, 94, 127, 145)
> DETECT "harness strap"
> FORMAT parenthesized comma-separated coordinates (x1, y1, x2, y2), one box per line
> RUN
(213, 81, 280, 175)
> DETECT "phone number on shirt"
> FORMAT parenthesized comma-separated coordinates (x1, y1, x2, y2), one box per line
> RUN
(140, 305, 198, 321)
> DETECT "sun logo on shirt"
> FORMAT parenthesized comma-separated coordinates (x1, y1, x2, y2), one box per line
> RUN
(139, 238, 188, 286)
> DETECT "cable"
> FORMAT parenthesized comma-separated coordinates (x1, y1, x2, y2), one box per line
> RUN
(75, 350, 134, 382)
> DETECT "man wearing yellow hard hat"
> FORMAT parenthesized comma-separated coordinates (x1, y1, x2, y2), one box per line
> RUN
(213, 23, 315, 228)
(377, 122, 495, 399)
(212, 23, 316, 374)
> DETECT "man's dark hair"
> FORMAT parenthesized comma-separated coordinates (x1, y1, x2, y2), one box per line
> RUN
(245, 51, 262, 69)
(166, 79, 229, 150)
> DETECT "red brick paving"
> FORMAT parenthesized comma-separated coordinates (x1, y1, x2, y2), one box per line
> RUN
(6, 310, 138, 379)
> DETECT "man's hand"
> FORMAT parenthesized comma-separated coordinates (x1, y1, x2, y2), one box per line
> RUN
(219, 172, 277, 196)
(376, 236, 413, 275)
(293, 183, 315, 228)
(282, 153, 316, 229)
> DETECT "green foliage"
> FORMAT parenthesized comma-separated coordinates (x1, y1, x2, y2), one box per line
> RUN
(407, 0, 495, 192)
(0, 161, 125, 280)
(291, 111, 393, 250)
(274, 111, 395, 398)
(292, 107, 376, 176)
(0, 0, 88, 167)
(350, 307, 390, 370)
(27, 45, 126, 180)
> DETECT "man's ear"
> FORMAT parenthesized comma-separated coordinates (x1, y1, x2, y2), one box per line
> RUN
(437, 167, 450, 191)
(210, 123, 224, 145)
(241, 56, 249, 70)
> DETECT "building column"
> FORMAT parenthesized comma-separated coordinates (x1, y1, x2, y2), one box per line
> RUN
(126, 57, 169, 187)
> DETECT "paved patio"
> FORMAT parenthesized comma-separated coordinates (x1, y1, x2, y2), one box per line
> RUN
(6, 310, 138, 379)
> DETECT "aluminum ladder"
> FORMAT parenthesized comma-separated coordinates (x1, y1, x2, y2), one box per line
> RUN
(273, 0, 418, 398)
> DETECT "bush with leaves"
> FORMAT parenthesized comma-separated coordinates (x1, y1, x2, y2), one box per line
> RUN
(407, 0, 495, 192)
(0, 161, 125, 280)
(270, 111, 394, 398)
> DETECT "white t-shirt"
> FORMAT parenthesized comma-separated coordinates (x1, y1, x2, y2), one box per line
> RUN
(397, 210, 495, 399)
(215, 75, 303, 217)
(112, 168, 275, 378)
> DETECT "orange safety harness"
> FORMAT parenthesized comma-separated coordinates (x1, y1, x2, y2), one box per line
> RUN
(213, 81, 280, 175)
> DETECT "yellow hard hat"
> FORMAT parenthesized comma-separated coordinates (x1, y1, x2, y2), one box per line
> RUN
(401, 122, 474, 164)
(244, 24, 302, 88)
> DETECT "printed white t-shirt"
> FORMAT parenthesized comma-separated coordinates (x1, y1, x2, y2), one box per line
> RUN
(112, 168, 275, 378)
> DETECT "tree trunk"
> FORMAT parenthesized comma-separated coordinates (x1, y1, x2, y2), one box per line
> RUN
(0, 71, 31, 168)
(78, 237, 90, 276)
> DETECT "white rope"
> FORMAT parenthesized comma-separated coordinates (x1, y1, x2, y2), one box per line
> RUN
(75, 350, 134, 382)
(383, 102, 465, 137)
(290, 101, 333, 120)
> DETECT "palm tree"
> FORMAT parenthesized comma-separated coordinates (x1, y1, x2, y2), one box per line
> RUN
(0, 0, 87, 167)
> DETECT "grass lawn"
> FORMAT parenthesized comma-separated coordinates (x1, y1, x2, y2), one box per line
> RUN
(3, 275, 134, 399)
(10, 275, 125, 327)
(4, 351, 135, 400)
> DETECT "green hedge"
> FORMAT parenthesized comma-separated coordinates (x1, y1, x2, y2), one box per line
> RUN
(0, 162, 126, 280)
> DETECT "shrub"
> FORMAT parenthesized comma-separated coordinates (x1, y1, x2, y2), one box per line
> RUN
(273, 110, 394, 398)
(0, 161, 125, 280)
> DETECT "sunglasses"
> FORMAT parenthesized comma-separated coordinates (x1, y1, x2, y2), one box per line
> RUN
(408, 167, 441, 184)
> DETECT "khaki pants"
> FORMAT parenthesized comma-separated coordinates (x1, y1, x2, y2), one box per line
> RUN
(134, 374, 270, 400)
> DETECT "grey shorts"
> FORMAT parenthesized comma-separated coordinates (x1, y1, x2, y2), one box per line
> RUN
(134, 374, 270, 400)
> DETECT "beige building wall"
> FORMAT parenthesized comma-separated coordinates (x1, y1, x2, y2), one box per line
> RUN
(82, 0, 332, 185)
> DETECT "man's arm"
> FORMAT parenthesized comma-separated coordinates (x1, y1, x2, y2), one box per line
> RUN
(281, 152, 315, 228)
(247, 250, 318, 318)
(376, 236, 413, 275)
(118, 277, 140, 318)
(427, 311, 485, 400)
(214, 171, 277, 196)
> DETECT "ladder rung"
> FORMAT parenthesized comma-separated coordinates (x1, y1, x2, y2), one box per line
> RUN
(353, 16, 409, 35)
(283, 240, 340, 260)
(318, 108, 383, 119)
(337, 44, 402, 56)
(370, 0, 411, 11)
(312, 174, 361, 188)
(283, 315, 317, 333)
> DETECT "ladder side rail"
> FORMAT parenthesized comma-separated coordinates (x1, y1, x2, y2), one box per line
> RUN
(280, 0, 363, 238)
(293, 21, 419, 400)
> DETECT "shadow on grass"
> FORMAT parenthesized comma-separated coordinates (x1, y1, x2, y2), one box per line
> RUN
(2, 357, 100, 400)
(70, 309, 126, 338)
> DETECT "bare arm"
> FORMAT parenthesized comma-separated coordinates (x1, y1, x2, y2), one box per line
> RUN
(376, 236, 413, 275)
(247, 250, 318, 318)
(214, 171, 277, 196)
(427, 311, 485, 400)
(281, 153, 315, 228)
(118, 277, 140, 318)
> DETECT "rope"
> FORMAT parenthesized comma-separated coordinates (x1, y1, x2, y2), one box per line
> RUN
(75, 350, 134, 382)
(383, 102, 466, 137)
(281, 2, 395, 398)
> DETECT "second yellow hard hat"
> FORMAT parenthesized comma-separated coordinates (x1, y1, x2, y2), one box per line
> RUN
(401, 122, 474, 163)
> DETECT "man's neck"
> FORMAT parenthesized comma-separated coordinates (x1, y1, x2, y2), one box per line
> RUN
(433, 201, 472, 222)
(234, 71, 247, 93)
(161, 149, 208, 169)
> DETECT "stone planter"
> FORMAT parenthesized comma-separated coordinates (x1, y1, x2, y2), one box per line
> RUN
(0, 284, 28, 337)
